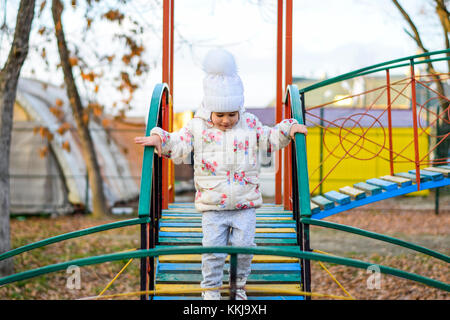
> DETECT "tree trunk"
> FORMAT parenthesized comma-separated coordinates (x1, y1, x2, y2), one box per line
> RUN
(0, 0, 35, 276)
(392, 0, 449, 164)
(52, 0, 109, 218)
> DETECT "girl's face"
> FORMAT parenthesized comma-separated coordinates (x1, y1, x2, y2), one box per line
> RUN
(211, 111, 239, 131)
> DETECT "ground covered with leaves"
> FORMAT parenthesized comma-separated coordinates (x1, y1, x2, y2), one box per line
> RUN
(0, 196, 448, 300)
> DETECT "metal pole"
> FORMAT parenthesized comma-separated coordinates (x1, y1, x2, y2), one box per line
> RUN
(299, 92, 311, 300)
(84, 171, 89, 213)
(229, 253, 237, 300)
(275, 0, 283, 204)
(386, 69, 394, 176)
(410, 59, 421, 190)
(319, 107, 324, 195)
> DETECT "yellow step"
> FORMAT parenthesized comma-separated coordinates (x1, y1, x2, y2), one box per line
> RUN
(154, 283, 303, 296)
(379, 175, 411, 185)
(339, 186, 366, 199)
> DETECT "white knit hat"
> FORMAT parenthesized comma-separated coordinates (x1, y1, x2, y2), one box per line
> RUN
(201, 48, 244, 113)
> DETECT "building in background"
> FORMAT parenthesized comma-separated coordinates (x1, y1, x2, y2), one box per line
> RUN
(11, 78, 139, 215)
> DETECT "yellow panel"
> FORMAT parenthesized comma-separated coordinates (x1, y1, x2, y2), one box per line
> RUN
(158, 254, 298, 263)
(306, 126, 430, 196)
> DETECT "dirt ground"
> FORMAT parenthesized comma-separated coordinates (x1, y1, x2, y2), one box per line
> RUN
(308, 194, 450, 300)
(1, 193, 449, 300)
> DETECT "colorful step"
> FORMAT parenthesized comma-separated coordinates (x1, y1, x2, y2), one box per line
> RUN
(324, 190, 351, 205)
(353, 182, 382, 195)
(311, 195, 335, 210)
(423, 167, 449, 177)
(379, 175, 412, 187)
(366, 178, 398, 191)
(338, 186, 366, 200)
(409, 169, 444, 181)
(394, 172, 431, 182)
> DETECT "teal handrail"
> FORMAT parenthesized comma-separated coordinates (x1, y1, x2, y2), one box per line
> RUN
(287, 84, 312, 218)
(301, 218, 450, 263)
(0, 246, 448, 292)
(0, 217, 149, 262)
(299, 49, 450, 94)
(0, 84, 166, 273)
(138, 83, 168, 217)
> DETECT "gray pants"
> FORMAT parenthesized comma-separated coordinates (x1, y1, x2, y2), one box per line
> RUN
(200, 208, 257, 289)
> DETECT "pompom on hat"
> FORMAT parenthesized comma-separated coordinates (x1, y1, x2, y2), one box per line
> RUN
(201, 48, 244, 113)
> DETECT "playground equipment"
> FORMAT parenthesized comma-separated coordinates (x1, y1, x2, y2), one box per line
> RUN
(0, 1, 449, 300)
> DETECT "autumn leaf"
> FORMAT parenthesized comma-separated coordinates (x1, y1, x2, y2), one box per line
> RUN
(55, 98, 64, 107)
(39, 0, 46, 17)
(49, 107, 64, 119)
(39, 146, 48, 158)
(82, 112, 89, 124)
(39, 127, 49, 139)
(69, 56, 79, 66)
(62, 141, 71, 152)
(102, 9, 124, 23)
(57, 122, 71, 135)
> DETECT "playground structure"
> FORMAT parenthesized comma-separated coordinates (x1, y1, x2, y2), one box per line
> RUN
(1, 0, 450, 300)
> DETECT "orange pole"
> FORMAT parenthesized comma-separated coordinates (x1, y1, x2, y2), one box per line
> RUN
(161, 0, 170, 209)
(162, 0, 170, 84)
(169, 0, 174, 93)
(410, 59, 421, 191)
(275, 0, 283, 204)
(169, 0, 175, 203)
(386, 69, 394, 176)
(284, 0, 293, 210)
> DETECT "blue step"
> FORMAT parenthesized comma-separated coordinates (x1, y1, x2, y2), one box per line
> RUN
(311, 195, 335, 210)
(366, 178, 397, 191)
(409, 169, 443, 181)
(394, 172, 431, 183)
(324, 190, 351, 205)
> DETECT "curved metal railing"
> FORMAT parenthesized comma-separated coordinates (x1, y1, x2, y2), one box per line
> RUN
(285, 51, 450, 297)
(1, 60, 449, 299)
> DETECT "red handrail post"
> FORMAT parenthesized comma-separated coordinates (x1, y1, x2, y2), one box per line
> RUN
(386, 69, 394, 176)
(283, 0, 293, 210)
(275, 0, 283, 204)
(410, 59, 421, 190)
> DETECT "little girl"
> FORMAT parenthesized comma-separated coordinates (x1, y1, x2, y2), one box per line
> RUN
(135, 48, 307, 300)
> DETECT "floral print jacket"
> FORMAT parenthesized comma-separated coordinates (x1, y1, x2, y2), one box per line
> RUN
(150, 109, 298, 212)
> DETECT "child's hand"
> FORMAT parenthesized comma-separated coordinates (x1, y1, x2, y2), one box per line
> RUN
(289, 123, 307, 140)
(134, 134, 162, 157)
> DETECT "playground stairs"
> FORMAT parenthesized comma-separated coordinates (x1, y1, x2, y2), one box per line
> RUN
(152, 166, 449, 300)
(309, 166, 450, 220)
(153, 203, 304, 300)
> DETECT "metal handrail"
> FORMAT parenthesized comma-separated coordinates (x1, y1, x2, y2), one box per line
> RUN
(299, 49, 450, 94)
(0, 246, 448, 292)
(285, 82, 450, 297)
(0, 217, 149, 262)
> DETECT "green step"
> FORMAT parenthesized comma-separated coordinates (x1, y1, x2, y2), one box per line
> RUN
(156, 272, 300, 283)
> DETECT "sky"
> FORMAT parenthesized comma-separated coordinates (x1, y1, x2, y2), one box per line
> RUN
(1, 0, 446, 117)
(137, 0, 445, 116)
